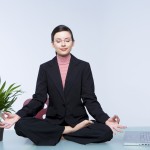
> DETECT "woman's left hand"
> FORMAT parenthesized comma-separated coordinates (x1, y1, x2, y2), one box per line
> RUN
(105, 115, 127, 134)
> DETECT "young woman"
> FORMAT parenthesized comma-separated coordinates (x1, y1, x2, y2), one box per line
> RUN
(0, 25, 126, 145)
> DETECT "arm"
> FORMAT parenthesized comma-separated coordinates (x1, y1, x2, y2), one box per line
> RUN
(81, 63, 109, 123)
(0, 65, 48, 128)
(81, 63, 126, 133)
(17, 65, 48, 118)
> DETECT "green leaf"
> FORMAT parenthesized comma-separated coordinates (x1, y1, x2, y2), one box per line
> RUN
(0, 78, 23, 112)
(0, 81, 6, 93)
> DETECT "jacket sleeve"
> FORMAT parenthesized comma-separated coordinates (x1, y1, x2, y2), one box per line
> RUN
(16, 64, 48, 117)
(81, 63, 109, 123)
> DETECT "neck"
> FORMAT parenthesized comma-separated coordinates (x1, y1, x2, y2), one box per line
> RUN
(57, 54, 71, 65)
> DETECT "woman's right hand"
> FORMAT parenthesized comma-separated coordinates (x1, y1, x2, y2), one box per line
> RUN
(0, 112, 21, 129)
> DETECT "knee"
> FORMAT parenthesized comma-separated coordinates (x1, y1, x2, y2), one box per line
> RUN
(103, 126, 113, 141)
(14, 119, 20, 131)
(15, 118, 22, 128)
(14, 119, 25, 136)
(14, 118, 28, 133)
(14, 119, 23, 130)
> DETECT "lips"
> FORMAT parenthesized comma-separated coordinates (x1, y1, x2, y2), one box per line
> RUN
(60, 48, 68, 51)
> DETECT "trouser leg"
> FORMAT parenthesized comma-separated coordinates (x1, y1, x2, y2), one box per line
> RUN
(63, 121, 113, 144)
(14, 117, 64, 146)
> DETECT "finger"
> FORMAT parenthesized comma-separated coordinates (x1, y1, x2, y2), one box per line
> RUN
(112, 125, 127, 133)
(116, 116, 120, 124)
(0, 122, 5, 126)
(113, 115, 120, 123)
(5, 124, 12, 129)
(111, 115, 117, 121)
(3, 112, 11, 116)
(113, 127, 123, 133)
(3, 122, 12, 128)
(117, 125, 127, 129)
(0, 124, 6, 128)
(2, 113, 7, 120)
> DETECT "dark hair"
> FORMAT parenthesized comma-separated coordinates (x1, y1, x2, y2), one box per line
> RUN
(51, 25, 75, 42)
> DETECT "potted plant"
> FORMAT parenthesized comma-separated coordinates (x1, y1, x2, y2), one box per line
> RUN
(0, 78, 23, 141)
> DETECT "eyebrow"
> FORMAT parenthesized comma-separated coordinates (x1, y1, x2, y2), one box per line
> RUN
(55, 37, 71, 40)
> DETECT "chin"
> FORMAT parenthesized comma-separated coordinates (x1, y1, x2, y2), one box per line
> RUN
(57, 52, 70, 56)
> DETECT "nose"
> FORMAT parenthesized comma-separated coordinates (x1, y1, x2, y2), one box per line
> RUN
(61, 41, 66, 47)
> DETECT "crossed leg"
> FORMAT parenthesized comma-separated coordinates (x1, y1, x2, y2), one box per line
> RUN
(63, 121, 113, 144)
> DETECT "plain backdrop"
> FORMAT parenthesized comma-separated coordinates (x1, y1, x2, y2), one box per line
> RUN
(0, 0, 150, 128)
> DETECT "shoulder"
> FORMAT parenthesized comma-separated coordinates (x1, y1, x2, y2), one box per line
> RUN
(38, 56, 56, 70)
(71, 54, 90, 67)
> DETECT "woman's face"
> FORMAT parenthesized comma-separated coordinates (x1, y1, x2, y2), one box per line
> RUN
(52, 31, 74, 56)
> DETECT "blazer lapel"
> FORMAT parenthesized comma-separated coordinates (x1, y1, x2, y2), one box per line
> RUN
(50, 54, 80, 102)
(64, 54, 79, 97)
(50, 57, 65, 101)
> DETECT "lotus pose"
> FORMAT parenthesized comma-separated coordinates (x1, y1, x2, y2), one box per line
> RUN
(0, 25, 126, 145)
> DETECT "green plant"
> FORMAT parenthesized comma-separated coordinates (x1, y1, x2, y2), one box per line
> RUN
(0, 78, 23, 112)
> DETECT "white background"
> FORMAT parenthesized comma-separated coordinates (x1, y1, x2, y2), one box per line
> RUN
(0, 0, 150, 128)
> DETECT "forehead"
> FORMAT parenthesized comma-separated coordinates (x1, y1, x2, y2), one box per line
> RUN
(54, 31, 71, 39)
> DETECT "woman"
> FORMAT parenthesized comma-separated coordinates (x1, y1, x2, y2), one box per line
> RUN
(0, 25, 126, 145)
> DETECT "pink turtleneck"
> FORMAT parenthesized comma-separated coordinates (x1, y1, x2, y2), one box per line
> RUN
(57, 54, 71, 88)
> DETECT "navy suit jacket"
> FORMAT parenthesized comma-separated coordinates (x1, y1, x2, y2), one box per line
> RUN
(17, 54, 109, 126)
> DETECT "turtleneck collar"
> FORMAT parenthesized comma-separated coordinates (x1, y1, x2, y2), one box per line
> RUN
(57, 54, 71, 65)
